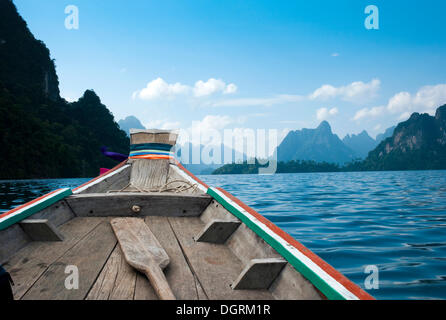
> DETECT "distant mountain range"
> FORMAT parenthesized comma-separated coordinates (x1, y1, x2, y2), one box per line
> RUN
(376, 126, 396, 143)
(277, 121, 356, 164)
(121, 114, 399, 170)
(118, 116, 145, 136)
(214, 104, 446, 174)
(342, 126, 394, 159)
(342, 130, 377, 159)
(276, 121, 395, 164)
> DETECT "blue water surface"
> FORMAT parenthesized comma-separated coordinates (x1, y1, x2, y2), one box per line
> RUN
(201, 171, 446, 300)
(1, 170, 446, 300)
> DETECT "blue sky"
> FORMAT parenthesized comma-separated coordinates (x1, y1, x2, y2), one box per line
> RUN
(14, 0, 446, 145)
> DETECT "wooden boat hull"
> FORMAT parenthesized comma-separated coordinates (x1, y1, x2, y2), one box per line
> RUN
(0, 159, 373, 300)
(1, 126, 374, 300)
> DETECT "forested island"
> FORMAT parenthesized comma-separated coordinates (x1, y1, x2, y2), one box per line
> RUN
(0, 0, 129, 179)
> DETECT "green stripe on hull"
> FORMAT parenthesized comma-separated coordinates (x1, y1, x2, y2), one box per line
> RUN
(207, 187, 347, 300)
(0, 188, 73, 231)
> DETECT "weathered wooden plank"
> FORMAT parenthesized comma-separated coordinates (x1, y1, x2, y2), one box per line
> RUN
(3, 217, 105, 300)
(194, 274, 208, 300)
(202, 200, 282, 267)
(66, 193, 211, 217)
(194, 220, 240, 244)
(231, 258, 287, 290)
(0, 224, 30, 265)
(86, 245, 137, 300)
(30, 199, 75, 227)
(134, 272, 158, 300)
(130, 159, 169, 190)
(19, 219, 64, 241)
(168, 217, 274, 300)
(130, 131, 177, 145)
(145, 216, 198, 300)
(22, 221, 117, 300)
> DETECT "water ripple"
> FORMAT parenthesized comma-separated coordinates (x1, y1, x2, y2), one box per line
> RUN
(1, 171, 446, 299)
(201, 170, 446, 300)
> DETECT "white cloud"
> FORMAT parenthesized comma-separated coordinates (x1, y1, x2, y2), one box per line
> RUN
(352, 83, 446, 121)
(387, 84, 446, 117)
(355, 83, 446, 121)
(316, 107, 338, 121)
(387, 92, 412, 114)
(151, 78, 381, 109)
(193, 115, 233, 131)
(176, 115, 234, 146)
(133, 77, 237, 100)
(193, 78, 237, 97)
(144, 119, 181, 130)
(408, 84, 446, 114)
(209, 94, 303, 107)
(133, 77, 189, 100)
(331, 53, 339, 57)
(200, 79, 381, 108)
(398, 112, 412, 121)
(352, 106, 385, 121)
(310, 79, 381, 103)
(224, 83, 238, 94)
(173, 115, 289, 160)
(373, 124, 382, 131)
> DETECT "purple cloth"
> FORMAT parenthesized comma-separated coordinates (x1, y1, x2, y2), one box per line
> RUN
(101, 146, 128, 162)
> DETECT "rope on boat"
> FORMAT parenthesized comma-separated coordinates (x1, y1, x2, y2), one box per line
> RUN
(107, 179, 198, 194)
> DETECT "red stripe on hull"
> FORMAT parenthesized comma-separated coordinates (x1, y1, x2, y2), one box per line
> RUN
(0, 189, 63, 219)
(216, 187, 374, 300)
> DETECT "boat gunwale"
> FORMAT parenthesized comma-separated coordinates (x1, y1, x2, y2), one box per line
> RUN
(0, 158, 374, 300)
(207, 187, 374, 301)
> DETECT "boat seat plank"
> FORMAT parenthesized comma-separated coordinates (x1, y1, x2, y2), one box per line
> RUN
(3, 217, 106, 300)
(194, 219, 241, 244)
(168, 217, 275, 300)
(144, 216, 199, 300)
(19, 219, 64, 241)
(86, 245, 137, 300)
(231, 258, 287, 290)
(22, 221, 117, 300)
(66, 193, 212, 217)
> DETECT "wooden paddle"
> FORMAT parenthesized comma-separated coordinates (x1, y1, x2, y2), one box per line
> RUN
(110, 218, 175, 300)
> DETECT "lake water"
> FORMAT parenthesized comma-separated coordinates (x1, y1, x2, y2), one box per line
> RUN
(1, 170, 446, 300)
